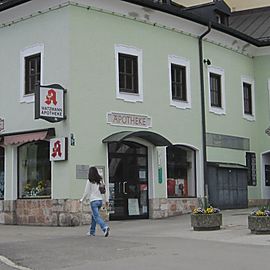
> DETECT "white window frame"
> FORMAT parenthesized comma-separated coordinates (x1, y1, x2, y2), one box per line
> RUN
(241, 76, 256, 121)
(20, 44, 44, 103)
(115, 44, 143, 103)
(208, 66, 226, 115)
(168, 55, 191, 109)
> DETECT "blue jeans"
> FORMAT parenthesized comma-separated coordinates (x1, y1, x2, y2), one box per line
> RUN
(90, 200, 108, 235)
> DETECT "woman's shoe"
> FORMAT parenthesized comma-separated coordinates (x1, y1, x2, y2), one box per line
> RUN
(104, 227, 110, 237)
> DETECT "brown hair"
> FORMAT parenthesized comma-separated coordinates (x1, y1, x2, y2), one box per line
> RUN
(88, 166, 102, 184)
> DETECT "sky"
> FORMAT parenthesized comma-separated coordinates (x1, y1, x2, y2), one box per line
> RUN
(173, 0, 270, 11)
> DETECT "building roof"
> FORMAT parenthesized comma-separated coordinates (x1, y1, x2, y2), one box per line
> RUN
(1, 0, 270, 47)
(123, 0, 270, 46)
(230, 7, 270, 42)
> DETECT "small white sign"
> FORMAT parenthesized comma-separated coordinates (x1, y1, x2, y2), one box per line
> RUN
(128, 198, 140, 216)
(50, 137, 67, 161)
(107, 111, 152, 128)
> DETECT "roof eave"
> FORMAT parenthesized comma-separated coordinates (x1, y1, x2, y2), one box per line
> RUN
(121, 0, 270, 47)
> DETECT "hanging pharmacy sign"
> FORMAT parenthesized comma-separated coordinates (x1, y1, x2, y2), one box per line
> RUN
(35, 84, 66, 123)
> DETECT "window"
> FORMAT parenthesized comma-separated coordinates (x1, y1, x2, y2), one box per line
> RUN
(166, 145, 196, 198)
(168, 55, 191, 109)
(208, 66, 226, 114)
(243, 83, 252, 114)
(210, 73, 221, 107)
(171, 64, 186, 101)
(115, 44, 143, 102)
(0, 147, 4, 200)
(119, 53, 138, 94)
(215, 12, 228, 26)
(20, 44, 44, 103)
(18, 141, 51, 198)
(25, 53, 40, 95)
(242, 76, 255, 121)
(265, 165, 270, 187)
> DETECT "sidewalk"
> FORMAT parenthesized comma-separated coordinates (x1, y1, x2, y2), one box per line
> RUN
(0, 208, 270, 270)
(0, 208, 269, 246)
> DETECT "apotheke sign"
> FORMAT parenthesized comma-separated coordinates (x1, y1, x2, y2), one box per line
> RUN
(35, 84, 66, 123)
(107, 112, 152, 128)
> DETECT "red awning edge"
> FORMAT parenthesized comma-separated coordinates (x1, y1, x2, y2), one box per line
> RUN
(0, 128, 55, 146)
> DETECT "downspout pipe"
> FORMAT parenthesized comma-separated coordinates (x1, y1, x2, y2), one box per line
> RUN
(199, 23, 211, 206)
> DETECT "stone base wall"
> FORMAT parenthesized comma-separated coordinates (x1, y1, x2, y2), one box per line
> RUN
(248, 199, 270, 207)
(149, 198, 199, 219)
(0, 199, 108, 226)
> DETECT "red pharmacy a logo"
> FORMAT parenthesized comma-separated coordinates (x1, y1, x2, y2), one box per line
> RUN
(51, 140, 62, 158)
(45, 89, 57, 106)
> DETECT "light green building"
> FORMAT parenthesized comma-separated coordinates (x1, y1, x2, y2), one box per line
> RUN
(0, 0, 270, 225)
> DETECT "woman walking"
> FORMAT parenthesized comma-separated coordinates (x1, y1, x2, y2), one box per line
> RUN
(80, 166, 110, 237)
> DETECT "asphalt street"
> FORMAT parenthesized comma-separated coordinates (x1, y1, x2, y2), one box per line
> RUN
(0, 208, 270, 270)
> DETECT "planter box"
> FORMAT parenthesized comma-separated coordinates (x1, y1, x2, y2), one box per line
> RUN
(248, 215, 270, 234)
(191, 213, 222, 231)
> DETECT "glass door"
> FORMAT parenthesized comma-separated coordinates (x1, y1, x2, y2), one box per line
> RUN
(108, 141, 148, 220)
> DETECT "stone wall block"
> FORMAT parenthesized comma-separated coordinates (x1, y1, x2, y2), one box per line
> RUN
(0, 213, 4, 223)
(0, 201, 3, 211)
(59, 213, 71, 226)
(65, 199, 80, 213)
(52, 201, 65, 212)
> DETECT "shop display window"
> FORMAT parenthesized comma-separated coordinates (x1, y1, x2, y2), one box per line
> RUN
(18, 141, 51, 198)
(166, 145, 196, 198)
(0, 147, 4, 199)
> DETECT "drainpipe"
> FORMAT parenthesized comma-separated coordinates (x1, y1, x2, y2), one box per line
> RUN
(199, 23, 211, 207)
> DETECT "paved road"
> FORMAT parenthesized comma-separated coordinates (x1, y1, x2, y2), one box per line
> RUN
(0, 208, 270, 270)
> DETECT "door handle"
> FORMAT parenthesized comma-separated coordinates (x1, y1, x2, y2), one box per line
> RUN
(123, 181, 127, 194)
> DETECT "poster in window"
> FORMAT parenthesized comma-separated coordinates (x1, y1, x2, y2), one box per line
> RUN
(128, 198, 140, 216)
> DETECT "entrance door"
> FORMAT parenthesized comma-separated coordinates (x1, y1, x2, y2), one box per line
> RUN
(108, 141, 149, 220)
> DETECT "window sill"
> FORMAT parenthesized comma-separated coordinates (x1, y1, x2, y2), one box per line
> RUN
(19, 196, 51, 199)
(243, 114, 256, 122)
(209, 107, 226, 115)
(170, 100, 191, 109)
(116, 92, 143, 103)
(20, 94, 34, 104)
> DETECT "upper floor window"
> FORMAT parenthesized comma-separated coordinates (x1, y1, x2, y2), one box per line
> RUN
(243, 83, 252, 114)
(208, 66, 226, 115)
(119, 53, 138, 94)
(210, 73, 221, 107)
(20, 44, 44, 103)
(215, 12, 228, 26)
(115, 44, 143, 103)
(171, 64, 186, 101)
(25, 53, 40, 95)
(168, 55, 191, 109)
(242, 76, 255, 121)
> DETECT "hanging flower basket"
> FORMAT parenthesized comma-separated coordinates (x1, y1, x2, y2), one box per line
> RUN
(191, 206, 222, 231)
(248, 207, 270, 234)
